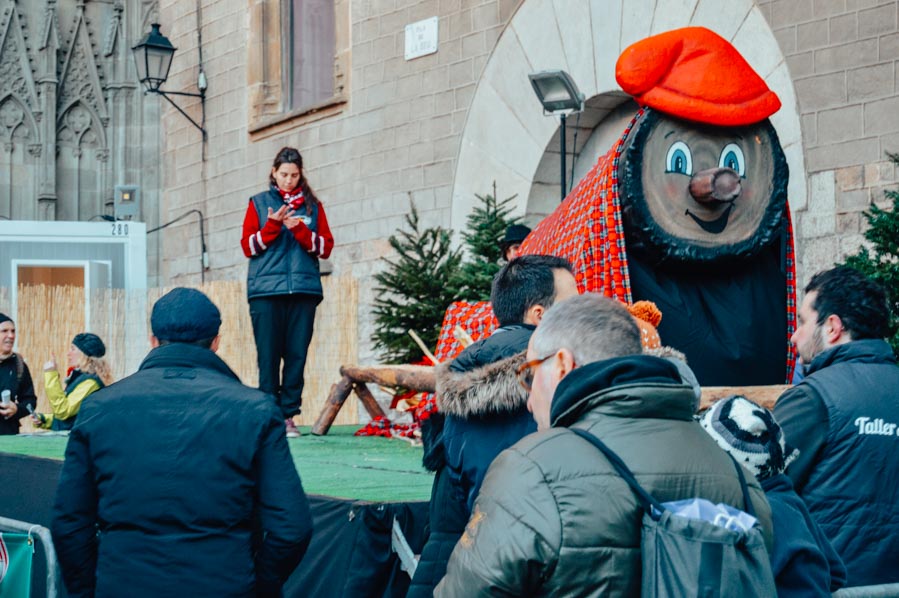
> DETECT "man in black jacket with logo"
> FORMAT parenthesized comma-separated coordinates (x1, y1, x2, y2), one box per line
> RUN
(774, 266, 899, 586)
(51, 288, 313, 598)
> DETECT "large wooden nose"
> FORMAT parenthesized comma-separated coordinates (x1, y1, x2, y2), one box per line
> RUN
(689, 168, 741, 204)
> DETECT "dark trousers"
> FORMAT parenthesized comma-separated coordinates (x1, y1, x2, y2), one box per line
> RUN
(249, 294, 320, 418)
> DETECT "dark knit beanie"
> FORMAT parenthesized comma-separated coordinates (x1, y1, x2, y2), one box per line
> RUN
(700, 395, 798, 480)
(72, 333, 106, 358)
(0, 313, 12, 326)
(151, 287, 221, 343)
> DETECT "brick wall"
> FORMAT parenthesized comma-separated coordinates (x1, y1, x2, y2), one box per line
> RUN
(157, 0, 899, 365)
(759, 0, 899, 279)
(158, 0, 518, 362)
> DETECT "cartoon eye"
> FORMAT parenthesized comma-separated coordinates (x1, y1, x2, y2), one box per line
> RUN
(665, 141, 693, 176)
(719, 143, 746, 177)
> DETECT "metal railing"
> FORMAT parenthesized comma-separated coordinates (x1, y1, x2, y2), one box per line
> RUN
(834, 584, 899, 597)
(4, 509, 899, 598)
(0, 515, 60, 597)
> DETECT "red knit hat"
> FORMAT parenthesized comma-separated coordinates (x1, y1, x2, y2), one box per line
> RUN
(616, 27, 781, 126)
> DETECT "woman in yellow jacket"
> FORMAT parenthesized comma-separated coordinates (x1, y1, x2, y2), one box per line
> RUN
(32, 333, 112, 431)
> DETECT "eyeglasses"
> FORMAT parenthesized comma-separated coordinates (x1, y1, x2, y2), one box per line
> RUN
(516, 352, 555, 392)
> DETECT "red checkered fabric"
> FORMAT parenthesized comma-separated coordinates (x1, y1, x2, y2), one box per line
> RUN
(785, 206, 798, 382)
(353, 415, 418, 439)
(433, 300, 499, 363)
(519, 111, 643, 304)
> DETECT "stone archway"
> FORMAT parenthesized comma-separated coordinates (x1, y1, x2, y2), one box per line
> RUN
(451, 0, 807, 231)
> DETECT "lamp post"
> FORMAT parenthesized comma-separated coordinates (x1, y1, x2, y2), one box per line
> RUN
(528, 70, 585, 202)
(132, 23, 207, 140)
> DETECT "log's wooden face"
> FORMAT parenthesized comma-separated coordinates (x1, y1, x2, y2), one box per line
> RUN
(621, 109, 788, 263)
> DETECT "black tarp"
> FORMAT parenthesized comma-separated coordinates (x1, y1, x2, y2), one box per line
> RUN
(287, 496, 427, 597)
(0, 452, 428, 598)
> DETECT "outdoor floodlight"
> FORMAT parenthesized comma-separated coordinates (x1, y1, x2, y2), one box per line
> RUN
(528, 70, 585, 201)
(528, 70, 585, 114)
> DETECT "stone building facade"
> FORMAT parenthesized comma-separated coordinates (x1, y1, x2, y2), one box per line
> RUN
(155, 0, 898, 361)
(0, 0, 164, 283)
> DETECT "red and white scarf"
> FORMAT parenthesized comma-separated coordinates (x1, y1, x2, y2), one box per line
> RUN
(276, 186, 305, 211)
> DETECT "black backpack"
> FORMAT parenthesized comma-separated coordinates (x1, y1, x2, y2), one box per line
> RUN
(570, 428, 776, 598)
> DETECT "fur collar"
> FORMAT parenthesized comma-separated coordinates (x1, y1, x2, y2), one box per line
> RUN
(437, 352, 528, 418)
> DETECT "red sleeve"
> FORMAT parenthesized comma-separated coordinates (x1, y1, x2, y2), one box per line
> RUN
(240, 201, 283, 258)
(291, 204, 334, 259)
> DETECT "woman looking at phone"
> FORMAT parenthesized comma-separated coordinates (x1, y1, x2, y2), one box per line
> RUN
(240, 147, 334, 438)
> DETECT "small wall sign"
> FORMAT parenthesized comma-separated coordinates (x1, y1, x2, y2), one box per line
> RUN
(405, 17, 438, 61)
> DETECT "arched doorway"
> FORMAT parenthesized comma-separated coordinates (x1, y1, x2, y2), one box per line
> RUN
(452, 0, 806, 231)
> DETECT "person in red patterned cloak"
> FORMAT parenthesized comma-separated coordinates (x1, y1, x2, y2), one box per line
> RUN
(520, 26, 797, 386)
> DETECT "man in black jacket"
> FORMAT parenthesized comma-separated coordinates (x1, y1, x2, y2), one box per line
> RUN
(0, 313, 37, 435)
(51, 288, 313, 598)
(774, 266, 899, 586)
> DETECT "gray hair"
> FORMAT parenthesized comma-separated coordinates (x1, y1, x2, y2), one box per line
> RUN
(532, 293, 642, 365)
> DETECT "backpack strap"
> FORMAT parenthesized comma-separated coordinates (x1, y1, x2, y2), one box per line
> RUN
(572, 427, 758, 520)
(728, 455, 756, 517)
(569, 427, 666, 520)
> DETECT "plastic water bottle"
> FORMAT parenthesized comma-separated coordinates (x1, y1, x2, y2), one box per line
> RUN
(0, 390, 9, 405)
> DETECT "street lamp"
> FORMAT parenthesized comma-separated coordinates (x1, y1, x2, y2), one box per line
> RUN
(132, 23, 207, 140)
(528, 70, 584, 201)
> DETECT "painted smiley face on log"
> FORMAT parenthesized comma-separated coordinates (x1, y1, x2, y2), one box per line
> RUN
(620, 108, 788, 263)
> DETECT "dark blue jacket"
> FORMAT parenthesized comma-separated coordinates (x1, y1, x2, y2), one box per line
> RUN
(761, 473, 846, 597)
(247, 188, 323, 299)
(51, 343, 313, 598)
(775, 339, 899, 586)
(407, 325, 535, 597)
(442, 325, 537, 511)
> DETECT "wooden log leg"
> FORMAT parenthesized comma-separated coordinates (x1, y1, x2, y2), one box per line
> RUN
(353, 382, 387, 420)
(312, 375, 354, 436)
(340, 365, 436, 393)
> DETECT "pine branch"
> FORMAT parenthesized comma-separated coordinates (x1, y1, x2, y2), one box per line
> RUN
(839, 152, 899, 354)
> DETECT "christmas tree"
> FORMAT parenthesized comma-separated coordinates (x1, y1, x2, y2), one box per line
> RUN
(371, 203, 465, 363)
(841, 152, 899, 353)
(457, 182, 521, 301)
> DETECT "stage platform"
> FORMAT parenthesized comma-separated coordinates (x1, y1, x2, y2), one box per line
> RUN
(0, 426, 434, 597)
(0, 425, 434, 503)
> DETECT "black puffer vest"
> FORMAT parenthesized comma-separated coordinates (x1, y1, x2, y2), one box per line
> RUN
(53, 369, 103, 431)
(246, 188, 323, 300)
(798, 339, 899, 586)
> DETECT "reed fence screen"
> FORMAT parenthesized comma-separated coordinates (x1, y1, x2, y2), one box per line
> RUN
(2, 277, 359, 430)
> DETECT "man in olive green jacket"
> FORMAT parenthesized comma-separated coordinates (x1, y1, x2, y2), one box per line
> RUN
(436, 293, 773, 597)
